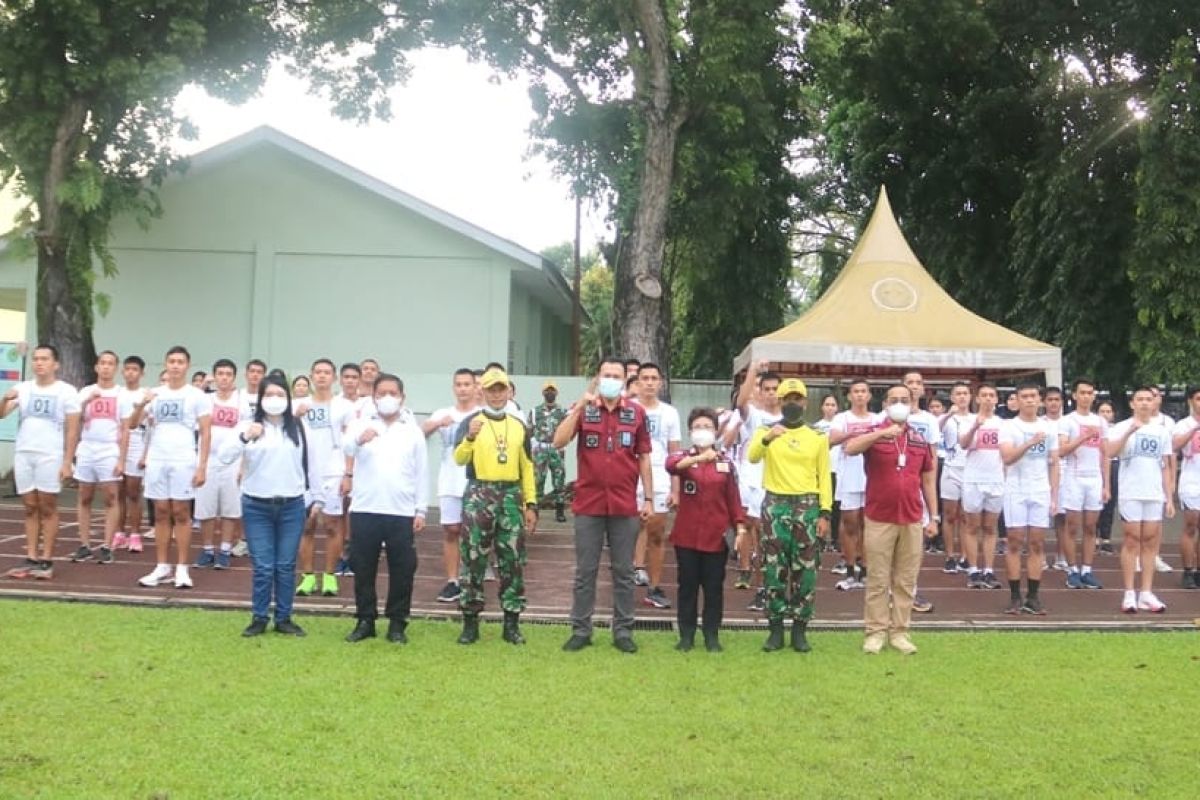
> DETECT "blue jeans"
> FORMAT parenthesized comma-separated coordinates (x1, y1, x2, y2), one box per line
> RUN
(242, 495, 306, 621)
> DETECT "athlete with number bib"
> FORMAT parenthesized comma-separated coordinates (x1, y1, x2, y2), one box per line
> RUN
(193, 359, 246, 570)
(1171, 387, 1200, 589)
(71, 350, 129, 566)
(959, 384, 1004, 590)
(827, 379, 874, 591)
(939, 382, 974, 574)
(117, 355, 149, 553)
(1057, 378, 1109, 589)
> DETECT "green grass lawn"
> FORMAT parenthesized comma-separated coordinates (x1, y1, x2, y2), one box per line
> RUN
(0, 600, 1197, 799)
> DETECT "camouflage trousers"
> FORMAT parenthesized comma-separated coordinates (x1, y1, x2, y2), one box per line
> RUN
(460, 481, 527, 615)
(760, 492, 823, 622)
(534, 446, 565, 504)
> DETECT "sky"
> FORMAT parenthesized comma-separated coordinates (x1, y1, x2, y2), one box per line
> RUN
(174, 48, 607, 255)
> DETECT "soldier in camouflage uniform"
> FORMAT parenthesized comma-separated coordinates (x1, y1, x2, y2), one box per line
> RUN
(453, 368, 539, 645)
(529, 381, 568, 522)
(746, 378, 833, 653)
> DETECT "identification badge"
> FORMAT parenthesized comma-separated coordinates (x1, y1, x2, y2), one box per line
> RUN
(584, 433, 600, 449)
(618, 408, 636, 425)
(583, 406, 602, 424)
(497, 452, 508, 464)
(620, 431, 632, 447)
(683, 480, 698, 495)
(897, 452, 907, 468)
(716, 462, 730, 473)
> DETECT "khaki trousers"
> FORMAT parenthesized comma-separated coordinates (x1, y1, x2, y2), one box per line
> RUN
(863, 517, 923, 637)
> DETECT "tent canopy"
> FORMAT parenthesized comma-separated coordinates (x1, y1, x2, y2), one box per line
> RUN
(734, 187, 1062, 387)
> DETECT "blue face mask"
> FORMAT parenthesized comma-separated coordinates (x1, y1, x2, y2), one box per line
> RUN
(598, 377, 624, 399)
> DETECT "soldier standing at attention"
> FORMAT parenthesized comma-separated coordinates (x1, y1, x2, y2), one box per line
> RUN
(454, 368, 539, 645)
(747, 378, 833, 653)
(529, 381, 568, 523)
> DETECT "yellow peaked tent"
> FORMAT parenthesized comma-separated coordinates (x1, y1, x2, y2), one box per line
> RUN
(733, 187, 1062, 386)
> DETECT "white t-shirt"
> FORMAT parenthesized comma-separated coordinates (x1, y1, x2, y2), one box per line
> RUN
(145, 384, 212, 463)
(943, 413, 973, 470)
(641, 401, 682, 479)
(1001, 417, 1058, 495)
(812, 417, 840, 472)
(739, 405, 782, 489)
(296, 396, 354, 479)
(343, 411, 429, 516)
(831, 410, 875, 492)
(77, 384, 127, 448)
(207, 390, 251, 460)
(1108, 419, 1171, 502)
(1172, 416, 1200, 485)
(430, 404, 480, 498)
(1059, 411, 1108, 479)
(962, 414, 1005, 485)
(13, 380, 81, 455)
(120, 387, 150, 449)
(1152, 412, 1175, 429)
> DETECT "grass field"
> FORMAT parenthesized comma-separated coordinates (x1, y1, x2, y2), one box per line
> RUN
(0, 600, 1197, 799)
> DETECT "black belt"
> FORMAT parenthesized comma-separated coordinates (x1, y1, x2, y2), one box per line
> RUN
(245, 494, 303, 505)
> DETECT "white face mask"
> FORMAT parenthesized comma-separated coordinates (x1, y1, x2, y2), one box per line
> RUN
(260, 395, 288, 416)
(887, 402, 910, 423)
(376, 395, 401, 416)
(691, 429, 716, 449)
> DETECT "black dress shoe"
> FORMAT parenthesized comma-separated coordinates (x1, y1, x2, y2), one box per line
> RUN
(387, 621, 408, 644)
(562, 634, 592, 652)
(274, 619, 306, 637)
(242, 617, 269, 637)
(613, 637, 638, 654)
(345, 620, 376, 643)
(703, 631, 723, 653)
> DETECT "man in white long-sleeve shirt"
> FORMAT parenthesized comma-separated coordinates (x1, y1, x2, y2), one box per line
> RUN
(341, 374, 428, 644)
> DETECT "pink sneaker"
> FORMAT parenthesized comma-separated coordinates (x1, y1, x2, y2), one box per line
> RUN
(128, 534, 143, 553)
(113, 532, 129, 550)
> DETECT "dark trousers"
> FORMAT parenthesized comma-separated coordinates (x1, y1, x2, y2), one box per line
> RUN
(349, 512, 417, 623)
(675, 545, 727, 636)
(1098, 460, 1119, 540)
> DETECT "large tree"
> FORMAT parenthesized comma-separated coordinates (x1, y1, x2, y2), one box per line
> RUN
(0, 1, 281, 385)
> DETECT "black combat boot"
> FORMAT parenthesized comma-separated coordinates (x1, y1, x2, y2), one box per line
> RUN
(502, 611, 525, 645)
(457, 614, 480, 645)
(762, 620, 785, 652)
(791, 619, 812, 653)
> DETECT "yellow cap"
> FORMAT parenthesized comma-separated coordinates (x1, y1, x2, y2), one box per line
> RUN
(543, 380, 558, 391)
(776, 378, 807, 399)
(481, 368, 510, 389)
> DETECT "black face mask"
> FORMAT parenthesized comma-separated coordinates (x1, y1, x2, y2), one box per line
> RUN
(782, 402, 805, 427)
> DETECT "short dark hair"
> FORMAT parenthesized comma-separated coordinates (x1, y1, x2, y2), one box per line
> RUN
(311, 358, 335, 372)
(624, 358, 641, 369)
(1071, 378, 1095, 392)
(637, 362, 662, 377)
(454, 367, 475, 380)
(96, 350, 118, 364)
(484, 361, 505, 372)
(212, 358, 237, 375)
(625, 375, 639, 390)
(952, 381, 971, 391)
(1044, 386, 1063, 398)
(1016, 381, 1043, 395)
(976, 382, 996, 394)
(847, 378, 870, 390)
(360, 358, 380, 369)
(165, 345, 190, 361)
(598, 356, 625, 373)
(123, 355, 145, 370)
(339, 362, 361, 377)
(191, 370, 207, 381)
(759, 371, 781, 385)
(33, 344, 59, 361)
(375, 373, 404, 395)
(1131, 385, 1155, 399)
(687, 406, 719, 429)
(885, 383, 912, 399)
(1187, 386, 1200, 400)
(246, 358, 267, 372)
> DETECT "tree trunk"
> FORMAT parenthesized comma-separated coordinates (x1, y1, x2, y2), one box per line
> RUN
(612, 0, 684, 374)
(35, 98, 96, 388)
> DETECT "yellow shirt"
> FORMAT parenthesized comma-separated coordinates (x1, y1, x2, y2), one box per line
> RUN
(747, 424, 833, 511)
(453, 412, 537, 504)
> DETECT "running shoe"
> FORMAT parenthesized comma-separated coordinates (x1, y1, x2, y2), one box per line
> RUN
(321, 573, 339, 597)
(995, 539, 1007, 556)
(484, 564, 497, 582)
(112, 532, 129, 550)
(1080, 571, 1103, 590)
(1003, 599, 1023, 615)
(643, 587, 672, 609)
(911, 594, 934, 613)
(956, 557, 970, 573)
(1183, 571, 1198, 590)
(982, 572, 1003, 590)
(215, 551, 231, 570)
(70, 546, 92, 563)
(1052, 557, 1070, 572)
(436, 581, 461, 603)
(733, 571, 751, 590)
(835, 577, 862, 591)
(174, 565, 193, 589)
(296, 573, 317, 596)
(31, 560, 54, 580)
(96, 546, 114, 565)
(1155, 556, 1173, 573)
(830, 558, 848, 575)
(967, 571, 985, 589)
(128, 534, 143, 553)
(5, 558, 39, 578)
(1120, 590, 1138, 614)
(1137, 592, 1166, 613)
(194, 549, 216, 568)
(889, 634, 918, 655)
(942, 557, 958, 574)
(747, 588, 766, 612)
(138, 564, 173, 587)
(142, 527, 156, 541)
(1097, 540, 1115, 556)
(633, 567, 650, 587)
(856, 560, 867, 579)
(1021, 596, 1047, 616)
(1066, 571, 1083, 590)
(231, 540, 249, 558)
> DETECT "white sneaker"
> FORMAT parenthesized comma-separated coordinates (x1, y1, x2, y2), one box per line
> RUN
(835, 577, 862, 591)
(231, 540, 249, 558)
(1137, 591, 1166, 613)
(142, 527, 156, 541)
(1155, 556, 1173, 573)
(633, 568, 650, 587)
(138, 564, 173, 587)
(174, 565, 193, 589)
(1121, 590, 1138, 613)
(1052, 558, 1070, 572)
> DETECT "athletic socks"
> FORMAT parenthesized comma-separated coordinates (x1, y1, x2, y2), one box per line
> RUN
(1008, 579, 1021, 602)
(1027, 579, 1040, 599)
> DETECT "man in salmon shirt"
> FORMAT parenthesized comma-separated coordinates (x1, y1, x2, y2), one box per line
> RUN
(554, 357, 653, 654)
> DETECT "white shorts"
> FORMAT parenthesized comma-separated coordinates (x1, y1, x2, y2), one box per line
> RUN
(14, 451, 62, 495)
(194, 463, 241, 519)
(311, 476, 345, 517)
(637, 487, 670, 515)
(1003, 493, 1051, 529)
(144, 460, 198, 501)
(940, 466, 964, 501)
(1061, 476, 1104, 513)
(1120, 499, 1163, 523)
(740, 483, 765, 520)
(125, 433, 146, 477)
(439, 495, 463, 526)
(836, 487, 865, 511)
(1178, 479, 1200, 512)
(962, 483, 1003, 515)
(74, 442, 121, 484)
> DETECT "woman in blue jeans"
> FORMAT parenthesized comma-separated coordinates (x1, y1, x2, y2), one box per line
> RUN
(220, 373, 309, 637)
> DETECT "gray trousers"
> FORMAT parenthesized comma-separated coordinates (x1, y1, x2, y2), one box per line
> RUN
(570, 514, 639, 639)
